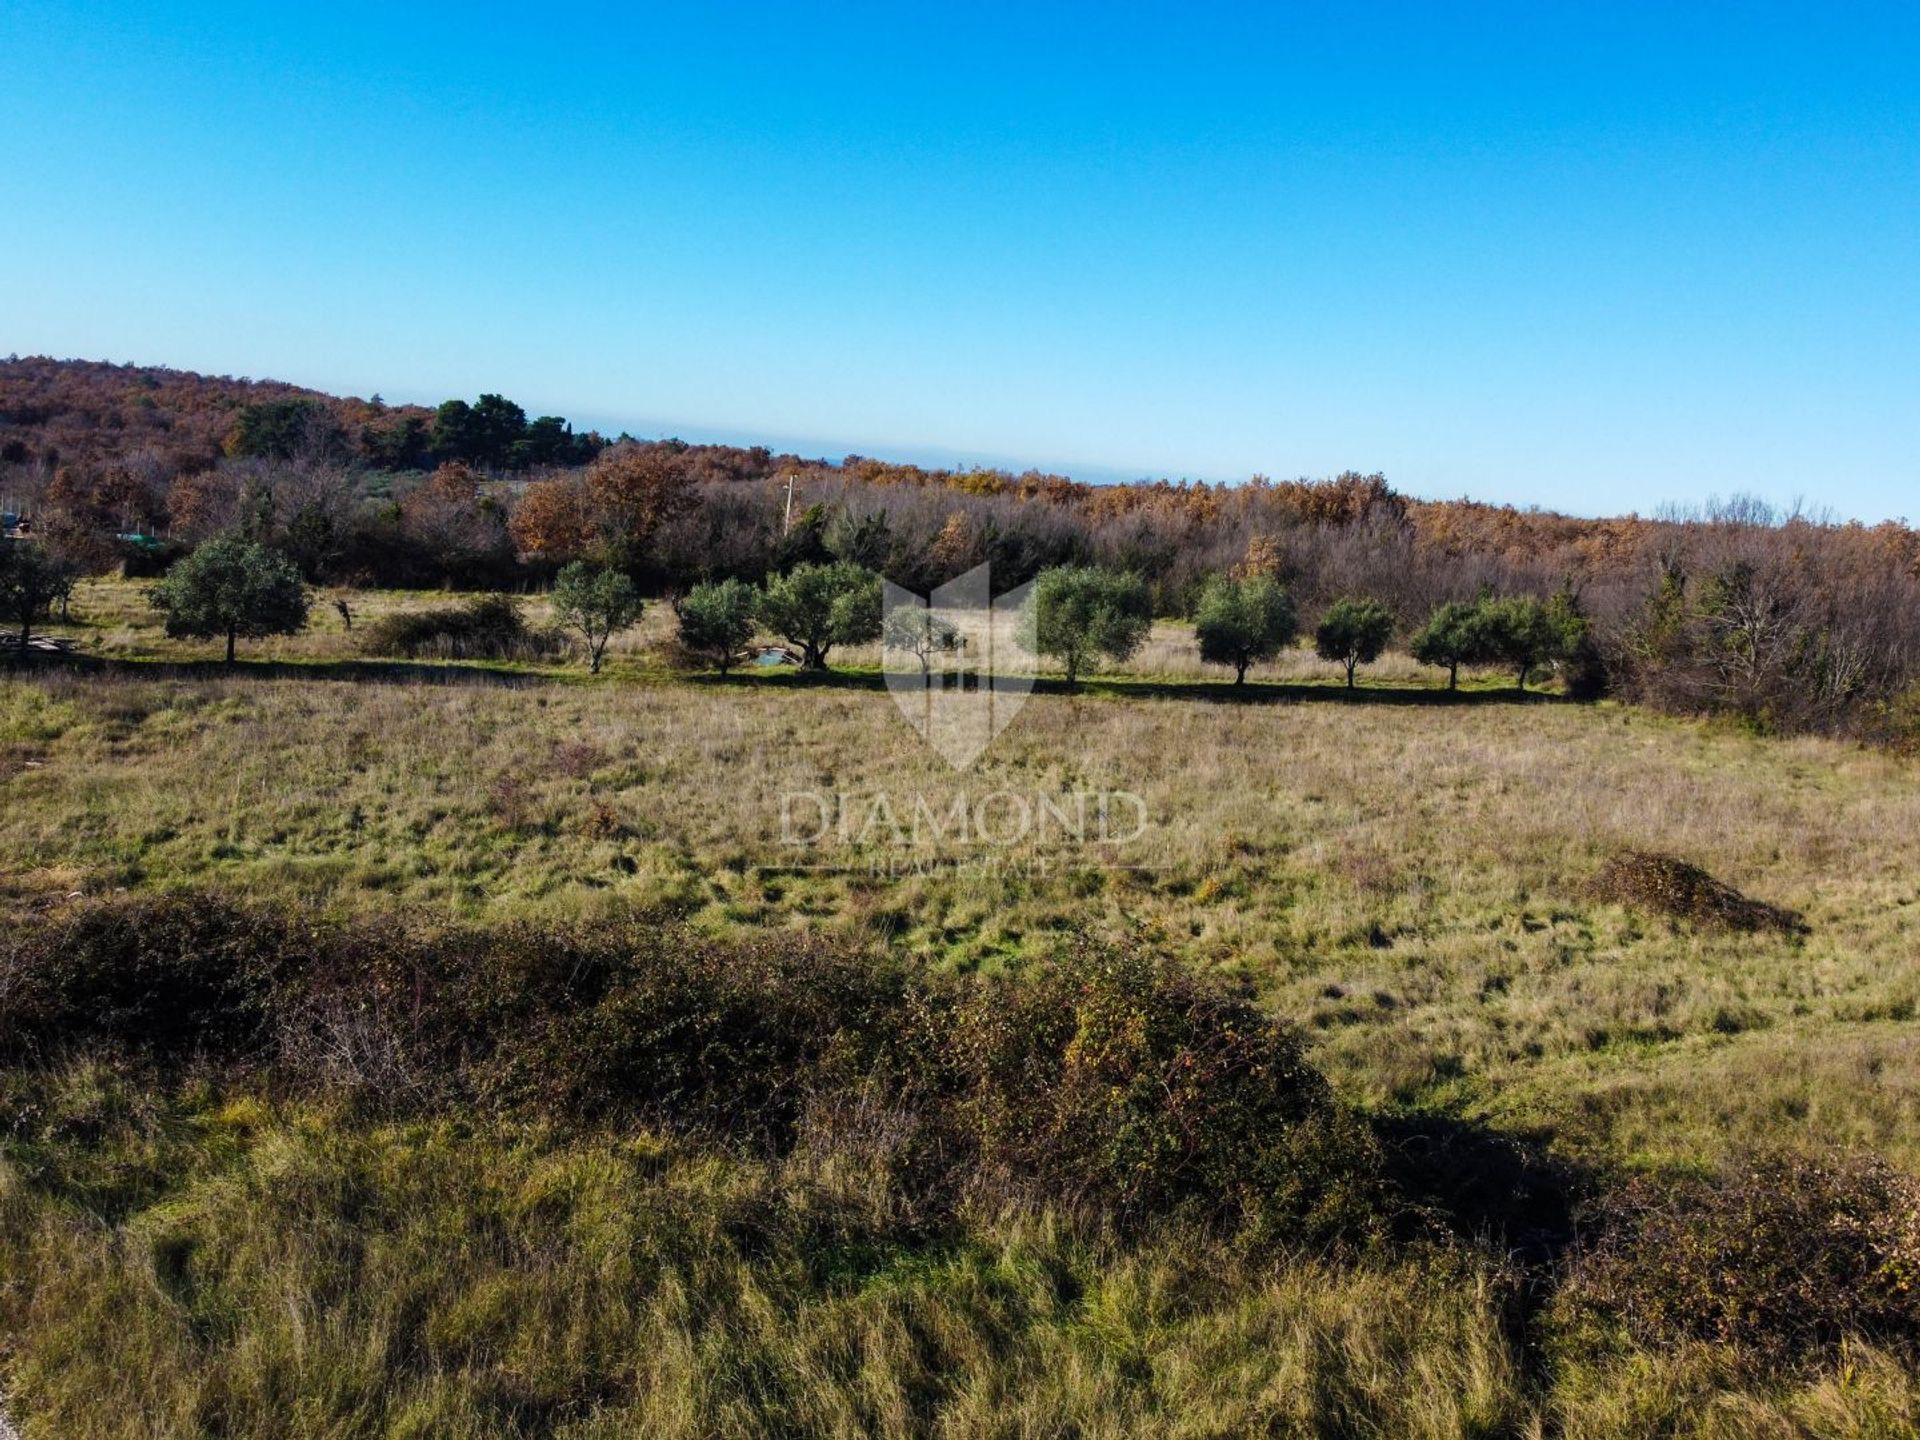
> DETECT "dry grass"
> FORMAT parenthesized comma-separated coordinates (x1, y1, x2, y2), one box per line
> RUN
(5, 627, 1920, 1174)
(9, 578, 1920, 1432)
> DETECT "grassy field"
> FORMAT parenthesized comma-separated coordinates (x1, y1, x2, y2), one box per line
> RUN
(5, 579, 1920, 1434)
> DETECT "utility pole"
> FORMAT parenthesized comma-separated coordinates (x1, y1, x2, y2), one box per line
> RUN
(783, 472, 796, 534)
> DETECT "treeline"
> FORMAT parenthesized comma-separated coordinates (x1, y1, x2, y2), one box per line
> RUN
(7, 358, 1920, 737)
(0, 356, 603, 475)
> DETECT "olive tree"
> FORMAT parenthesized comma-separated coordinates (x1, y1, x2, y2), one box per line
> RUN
(757, 561, 881, 670)
(0, 542, 76, 654)
(676, 577, 758, 675)
(1474, 595, 1566, 691)
(1021, 566, 1152, 688)
(150, 537, 308, 664)
(1314, 597, 1394, 690)
(1193, 574, 1297, 685)
(1408, 600, 1487, 690)
(882, 605, 963, 675)
(552, 560, 642, 674)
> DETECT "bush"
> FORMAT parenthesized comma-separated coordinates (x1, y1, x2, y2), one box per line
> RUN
(0, 895, 1391, 1245)
(1560, 1150, 1920, 1363)
(938, 947, 1386, 1241)
(360, 594, 559, 661)
(0, 896, 300, 1061)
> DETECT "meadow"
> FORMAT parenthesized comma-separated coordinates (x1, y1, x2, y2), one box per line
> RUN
(5, 578, 1920, 1435)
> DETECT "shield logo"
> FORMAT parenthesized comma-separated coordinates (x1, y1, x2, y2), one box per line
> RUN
(883, 563, 1036, 770)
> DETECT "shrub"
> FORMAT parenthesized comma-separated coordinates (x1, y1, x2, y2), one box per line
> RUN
(938, 947, 1386, 1242)
(359, 594, 558, 661)
(1560, 1150, 1920, 1363)
(1589, 850, 1805, 934)
(0, 895, 300, 1062)
(0, 895, 1392, 1245)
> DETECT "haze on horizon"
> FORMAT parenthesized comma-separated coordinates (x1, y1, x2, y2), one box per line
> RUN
(3, 2, 1916, 523)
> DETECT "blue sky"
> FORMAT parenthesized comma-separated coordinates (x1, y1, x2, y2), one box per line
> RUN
(3, 3, 1916, 519)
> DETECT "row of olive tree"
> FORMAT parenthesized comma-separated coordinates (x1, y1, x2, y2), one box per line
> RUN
(672, 561, 1593, 692)
(34, 529, 1589, 694)
(675, 562, 1158, 686)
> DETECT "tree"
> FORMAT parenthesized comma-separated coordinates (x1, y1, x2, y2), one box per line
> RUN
(585, 445, 698, 573)
(0, 542, 75, 653)
(508, 473, 596, 563)
(1546, 582, 1606, 698)
(1475, 595, 1566, 692)
(510, 446, 698, 575)
(227, 399, 334, 460)
(516, 415, 593, 469)
(1021, 566, 1152, 688)
(430, 400, 483, 465)
(1193, 573, 1297, 685)
(828, 508, 894, 571)
(677, 577, 759, 675)
(1408, 600, 1487, 690)
(469, 394, 528, 469)
(363, 414, 431, 470)
(883, 604, 963, 674)
(151, 537, 309, 664)
(551, 562, 642, 674)
(1314, 597, 1394, 690)
(757, 561, 881, 670)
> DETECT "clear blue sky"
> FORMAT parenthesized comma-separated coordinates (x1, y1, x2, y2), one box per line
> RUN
(3, 3, 1916, 519)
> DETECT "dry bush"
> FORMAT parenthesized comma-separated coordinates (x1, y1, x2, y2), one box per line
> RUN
(1588, 850, 1806, 935)
(576, 795, 630, 840)
(1560, 1149, 1920, 1365)
(548, 738, 606, 777)
(360, 594, 561, 661)
(0, 895, 1395, 1246)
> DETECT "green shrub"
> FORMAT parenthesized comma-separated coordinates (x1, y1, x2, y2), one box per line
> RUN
(1559, 1150, 1920, 1364)
(937, 947, 1386, 1242)
(0, 896, 299, 1062)
(360, 594, 559, 660)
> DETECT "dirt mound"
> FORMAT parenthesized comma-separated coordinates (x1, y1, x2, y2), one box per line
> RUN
(1589, 850, 1806, 934)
